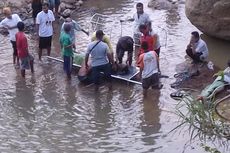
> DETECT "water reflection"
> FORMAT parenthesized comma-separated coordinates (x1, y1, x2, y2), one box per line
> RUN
(12, 77, 35, 122)
(165, 7, 181, 28)
(141, 90, 161, 150)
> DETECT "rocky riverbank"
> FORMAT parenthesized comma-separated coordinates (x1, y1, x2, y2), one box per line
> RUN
(185, 0, 230, 41)
(0, 0, 86, 32)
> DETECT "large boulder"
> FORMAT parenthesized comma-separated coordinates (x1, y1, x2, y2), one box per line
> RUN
(185, 0, 230, 41)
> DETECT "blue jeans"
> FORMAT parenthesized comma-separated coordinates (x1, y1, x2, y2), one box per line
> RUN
(91, 63, 112, 85)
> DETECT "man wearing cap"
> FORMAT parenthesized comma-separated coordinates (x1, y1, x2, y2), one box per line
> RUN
(85, 30, 114, 89)
(0, 7, 22, 67)
(36, 2, 55, 61)
(60, 12, 89, 49)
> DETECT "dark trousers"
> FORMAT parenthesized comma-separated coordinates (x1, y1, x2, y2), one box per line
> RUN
(186, 48, 202, 63)
(63, 56, 73, 77)
(92, 63, 112, 85)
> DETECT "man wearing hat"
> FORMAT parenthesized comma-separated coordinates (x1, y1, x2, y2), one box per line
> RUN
(0, 7, 22, 67)
(85, 30, 114, 89)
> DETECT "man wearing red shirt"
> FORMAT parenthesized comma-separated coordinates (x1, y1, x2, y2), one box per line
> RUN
(16, 22, 34, 77)
(138, 24, 156, 57)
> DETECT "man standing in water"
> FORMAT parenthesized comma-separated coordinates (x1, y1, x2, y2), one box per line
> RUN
(85, 30, 114, 90)
(36, 2, 55, 61)
(186, 31, 209, 63)
(138, 41, 162, 96)
(0, 7, 21, 68)
(122, 3, 151, 46)
(16, 22, 34, 78)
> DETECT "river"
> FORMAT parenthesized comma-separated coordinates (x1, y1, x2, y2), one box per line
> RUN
(0, 0, 229, 153)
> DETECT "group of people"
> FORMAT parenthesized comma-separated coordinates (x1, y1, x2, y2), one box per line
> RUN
(0, 2, 229, 97)
(59, 2, 163, 95)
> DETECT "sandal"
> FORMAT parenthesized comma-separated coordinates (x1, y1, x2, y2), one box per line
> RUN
(174, 72, 189, 78)
(170, 91, 184, 99)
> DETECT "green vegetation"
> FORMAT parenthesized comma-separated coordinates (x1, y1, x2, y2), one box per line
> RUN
(170, 93, 230, 153)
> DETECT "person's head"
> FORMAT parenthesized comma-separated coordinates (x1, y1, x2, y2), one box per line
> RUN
(227, 60, 230, 67)
(65, 17, 72, 23)
(63, 23, 71, 33)
(141, 41, 149, 52)
(96, 30, 104, 40)
(2, 7, 12, 19)
(190, 31, 200, 43)
(62, 10, 71, 19)
(139, 24, 148, 34)
(42, 2, 49, 13)
(17, 21, 25, 31)
(136, 3, 144, 14)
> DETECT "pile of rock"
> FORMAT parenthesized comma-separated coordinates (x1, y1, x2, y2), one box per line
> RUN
(59, 0, 84, 17)
(0, 0, 87, 33)
(185, 0, 230, 41)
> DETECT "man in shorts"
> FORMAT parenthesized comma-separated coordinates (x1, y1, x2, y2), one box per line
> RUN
(16, 22, 34, 77)
(0, 7, 21, 67)
(36, 2, 55, 61)
(138, 41, 162, 96)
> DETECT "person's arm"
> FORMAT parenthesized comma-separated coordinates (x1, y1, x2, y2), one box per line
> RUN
(73, 20, 89, 36)
(85, 53, 89, 69)
(106, 45, 114, 65)
(35, 14, 40, 36)
(137, 54, 144, 79)
(120, 14, 135, 22)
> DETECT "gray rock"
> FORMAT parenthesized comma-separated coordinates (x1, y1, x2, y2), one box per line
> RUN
(186, 0, 230, 41)
(148, 0, 182, 10)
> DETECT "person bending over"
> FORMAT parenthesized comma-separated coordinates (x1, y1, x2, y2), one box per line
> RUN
(116, 36, 134, 66)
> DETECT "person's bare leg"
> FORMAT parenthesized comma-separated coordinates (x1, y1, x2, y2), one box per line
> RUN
(30, 60, 34, 73)
(55, 5, 59, 17)
(13, 54, 16, 64)
(143, 89, 147, 97)
(39, 49, 42, 60)
(21, 69, 25, 78)
(16, 56, 20, 66)
(47, 47, 51, 56)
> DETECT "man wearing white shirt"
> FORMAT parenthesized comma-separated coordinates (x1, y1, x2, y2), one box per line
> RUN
(186, 31, 209, 63)
(0, 7, 21, 67)
(131, 3, 151, 45)
(36, 2, 55, 60)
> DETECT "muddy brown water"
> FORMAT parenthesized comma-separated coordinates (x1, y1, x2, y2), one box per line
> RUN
(0, 0, 230, 153)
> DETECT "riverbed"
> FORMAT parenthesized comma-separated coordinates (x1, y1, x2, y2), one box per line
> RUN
(0, 0, 229, 153)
